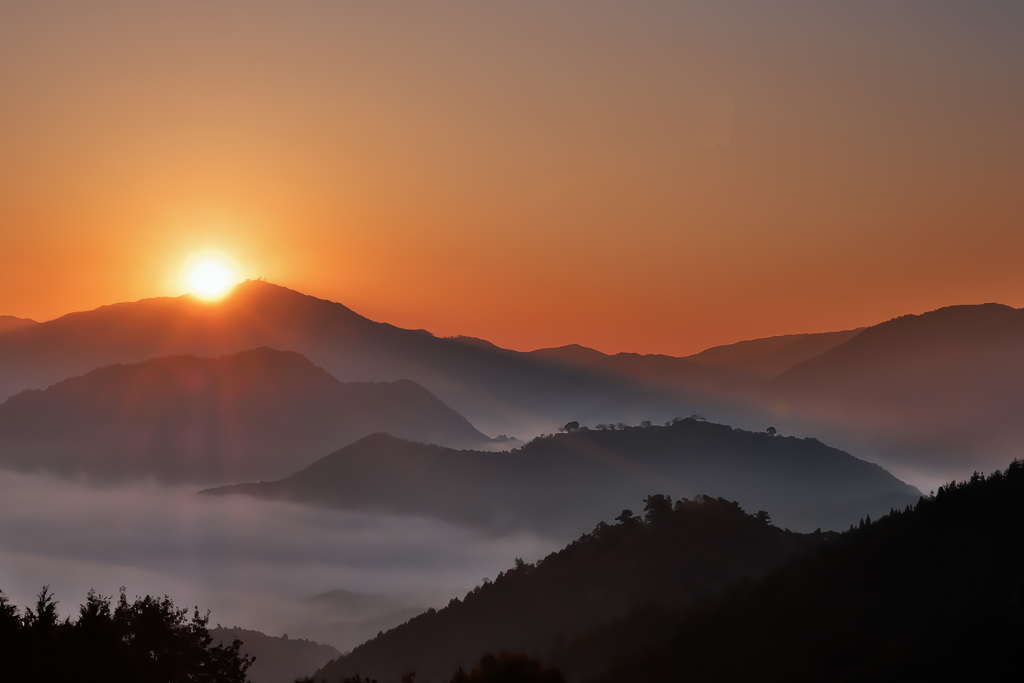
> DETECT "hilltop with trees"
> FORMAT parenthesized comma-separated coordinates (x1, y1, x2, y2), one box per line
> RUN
(311, 494, 828, 682)
(207, 418, 919, 534)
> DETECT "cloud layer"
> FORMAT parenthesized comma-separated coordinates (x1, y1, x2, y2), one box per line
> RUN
(0, 471, 556, 649)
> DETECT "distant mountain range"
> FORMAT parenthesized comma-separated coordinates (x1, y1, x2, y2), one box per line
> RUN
(527, 327, 861, 388)
(0, 347, 491, 484)
(204, 419, 920, 534)
(760, 304, 1024, 472)
(1, 281, 1020, 480)
(310, 459, 1024, 683)
(0, 281, 710, 438)
(532, 305, 1024, 477)
(689, 328, 864, 376)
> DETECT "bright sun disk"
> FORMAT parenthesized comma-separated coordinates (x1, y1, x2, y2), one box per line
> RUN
(183, 253, 240, 300)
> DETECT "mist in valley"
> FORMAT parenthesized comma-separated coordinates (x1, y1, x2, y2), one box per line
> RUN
(0, 469, 556, 652)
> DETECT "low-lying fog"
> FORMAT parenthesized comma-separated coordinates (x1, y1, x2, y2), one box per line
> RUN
(0, 471, 557, 650)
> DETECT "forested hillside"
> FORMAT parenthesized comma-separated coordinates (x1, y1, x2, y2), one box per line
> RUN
(591, 460, 1024, 682)
(312, 495, 827, 682)
(312, 460, 1024, 683)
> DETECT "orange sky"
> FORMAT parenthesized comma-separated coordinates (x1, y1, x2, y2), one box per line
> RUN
(2, 2, 1023, 356)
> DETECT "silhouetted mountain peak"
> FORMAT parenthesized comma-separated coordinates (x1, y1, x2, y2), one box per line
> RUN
(0, 348, 492, 483)
(781, 303, 1024, 374)
(217, 279, 364, 320)
(446, 336, 504, 351)
(528, 344, 609, 365)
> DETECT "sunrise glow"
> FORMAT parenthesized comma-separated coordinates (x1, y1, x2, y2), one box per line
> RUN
(182, 253, 240, 300)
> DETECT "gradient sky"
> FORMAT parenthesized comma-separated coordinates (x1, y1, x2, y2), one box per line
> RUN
(2, 1, 1022, 355)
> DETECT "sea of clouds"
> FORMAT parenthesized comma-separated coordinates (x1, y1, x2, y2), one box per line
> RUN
(0, 470, 558, 649)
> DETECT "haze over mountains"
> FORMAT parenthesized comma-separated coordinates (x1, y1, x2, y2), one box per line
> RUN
(1, 280, 1020, 484)
(1, 280, 1020, 680)
(206, 420, 920, 534)
(527, 327, 862, 389)
(0, 280, 706, 440)
(0, 347, 490, 484)
(209, 627, 340, 683)
(763, 304, 1024, 473)
(528, 304, 1024, 482)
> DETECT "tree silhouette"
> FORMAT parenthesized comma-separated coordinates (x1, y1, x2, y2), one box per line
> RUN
(614, 509, 636, 524)
(0, 586, 253, 682)
(643, 495, 673, 525)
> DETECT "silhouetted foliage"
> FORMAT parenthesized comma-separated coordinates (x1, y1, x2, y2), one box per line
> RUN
(450, 653, 565, 683)
(310, 495, 822, 682)
(0, 586, 253, 682)
(309, 460, 1024, 682)
(591, 460, 1024, 682)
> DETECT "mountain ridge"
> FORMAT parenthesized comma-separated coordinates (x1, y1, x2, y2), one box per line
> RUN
(0, 346, 491, 484)
(204, 420, 920, 535)
(0, 281, 709, 438)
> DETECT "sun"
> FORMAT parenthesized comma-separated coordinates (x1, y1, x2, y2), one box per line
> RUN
(181, 251, 241, 300)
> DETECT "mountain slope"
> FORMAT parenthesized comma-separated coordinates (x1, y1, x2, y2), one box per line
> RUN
(764, 303, 1024, 470)
(311, 495, 828, 683)
(0, 347, 490, 483)
(0, 316, 37, 335)
(684, 328, 863, 379)
(527, 345, 736, 393)
(209, 628, 339, 683)
(206, 419, 920, 534)
(312, 460, 1024, 683)
(0, 281, 707, 437)
(589, 460, 1024, 682)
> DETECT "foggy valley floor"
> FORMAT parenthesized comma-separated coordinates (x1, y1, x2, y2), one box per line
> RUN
(7, 460, 1021, 683)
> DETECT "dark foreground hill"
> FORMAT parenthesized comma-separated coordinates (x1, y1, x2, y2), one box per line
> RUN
(205, 419, 919, 534)
(311, 495, 828, 683)
(586, 460, 1024, 682)
(311, 460, 1024, 683)
(0, 347, 490, 484)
